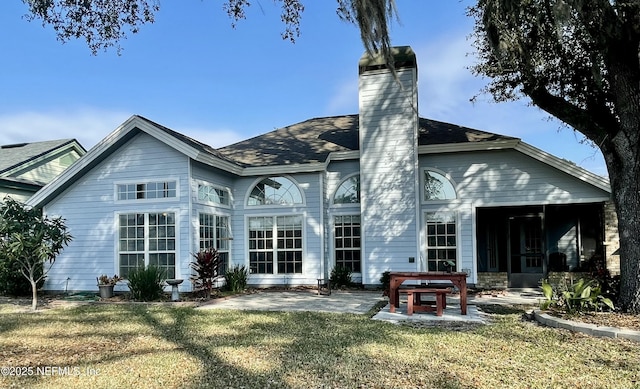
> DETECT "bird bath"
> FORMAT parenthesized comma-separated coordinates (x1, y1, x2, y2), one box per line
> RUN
(166, 279, 184, 301)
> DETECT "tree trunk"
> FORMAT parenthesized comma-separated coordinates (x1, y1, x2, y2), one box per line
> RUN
(30, 279, 38, 311)
(602, 128, 640, 313)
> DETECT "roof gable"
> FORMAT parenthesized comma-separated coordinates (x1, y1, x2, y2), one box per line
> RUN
(0, 139, 85, 175)
(27, 113, 610, 208)
(27, 115, 241, 207)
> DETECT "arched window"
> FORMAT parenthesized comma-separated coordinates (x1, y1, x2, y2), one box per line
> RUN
(333, 175, 360, 205)
(248, 176, 303, 206)
(424, 170, 456, 201)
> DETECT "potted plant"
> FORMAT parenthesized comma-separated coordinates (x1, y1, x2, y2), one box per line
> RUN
(97, 274, 123, 298)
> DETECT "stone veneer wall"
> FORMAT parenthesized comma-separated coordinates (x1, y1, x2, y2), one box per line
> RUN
(476, 272, 508, 289)
(477, 272, 593, 289)
(603, 201, 620, 275)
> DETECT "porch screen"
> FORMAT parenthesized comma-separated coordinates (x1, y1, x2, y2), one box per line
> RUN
(425, 211, 457, 271)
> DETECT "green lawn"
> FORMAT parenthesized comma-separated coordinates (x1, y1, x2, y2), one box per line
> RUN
(0, 303, 638, 389)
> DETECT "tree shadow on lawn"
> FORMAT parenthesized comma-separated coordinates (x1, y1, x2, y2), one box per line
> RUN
(119, 304, 294, 389)
(124, 305, 472, 389)
(1, 303, 474, 388)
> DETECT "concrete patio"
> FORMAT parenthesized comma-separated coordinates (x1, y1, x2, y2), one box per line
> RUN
(196, 289, 544, 325)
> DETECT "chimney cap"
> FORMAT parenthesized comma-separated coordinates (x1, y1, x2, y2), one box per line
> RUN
(358, 46, 416, 74)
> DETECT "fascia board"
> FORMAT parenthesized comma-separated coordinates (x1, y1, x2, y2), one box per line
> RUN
(418, 140, 520, 154)
(473, 196, 612, 208)
(326, 150, 360, 162)
(241, 151, 361, 175)
(193, 153, 243, 176)
(240, 162, 327, 176)
(0, 177, 42, 191)
(27, 116, 147, 207)
(137, 120, 247, 175)
(135, 120, 201, 159)
(514, 142, 611, 193)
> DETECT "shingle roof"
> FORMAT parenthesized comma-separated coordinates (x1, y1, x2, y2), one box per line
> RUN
(135, 115, 238, 165)
(0, 139, 81, 175)
(218, 114, 517, 167)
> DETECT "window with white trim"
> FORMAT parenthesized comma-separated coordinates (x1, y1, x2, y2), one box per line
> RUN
(425, 211, 457, 271)
(248, 177, 303, 206)
(198, 184, 230, 206)
(334, 215, 361, 272)
(199, 213, 231, 273)
(118, 212, 176, 278)
(334, 175, 360, 204)
(423, 170, 456, 201)
(248, 215, 303, 274)
(117, 181, 177, 201)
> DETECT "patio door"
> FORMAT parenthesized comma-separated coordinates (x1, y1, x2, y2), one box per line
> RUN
(508, 215, 544, 287)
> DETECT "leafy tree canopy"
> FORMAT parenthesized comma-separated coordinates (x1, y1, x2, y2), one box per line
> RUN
(0, 197, 72, 309)
(21, 0, 396, 55)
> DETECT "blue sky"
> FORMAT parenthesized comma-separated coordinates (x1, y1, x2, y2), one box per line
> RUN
(0, 1, 607, 177)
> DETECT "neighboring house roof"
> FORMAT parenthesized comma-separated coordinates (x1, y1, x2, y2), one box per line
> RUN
(27, 114, 610, 208)
(0, 139, 84, 177)
(0, 176, 42, 191)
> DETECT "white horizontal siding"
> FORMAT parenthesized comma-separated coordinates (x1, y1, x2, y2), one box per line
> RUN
(43, 133, 191, 292)
(419, 150, 610, 205)
(231, 173, 323, 286)
(359, 67, 419, 284)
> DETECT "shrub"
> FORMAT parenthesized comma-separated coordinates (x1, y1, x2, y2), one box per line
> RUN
(127, 265, 166, 301)
(0, 259, 43, 296)
(225, 265, 248, 293)
(541, 278, 615, 314)
(588, 263, 621, 304)
(330, 266, 352, 288)
(190, 248, 221, 297)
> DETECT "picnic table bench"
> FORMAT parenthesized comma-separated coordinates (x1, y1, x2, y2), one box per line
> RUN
(400, 287, 452, 316)
(389, 272, 468, 315)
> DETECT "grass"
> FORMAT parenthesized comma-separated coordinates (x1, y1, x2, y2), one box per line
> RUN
(0, 303, 639, 389)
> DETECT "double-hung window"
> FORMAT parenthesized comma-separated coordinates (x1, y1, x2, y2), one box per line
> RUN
(248, 215, 303, 274)
(199, 213, 231, 273)
(331, 175, 361, 273)
(334, 215, 361, 272)
(425, 211, 457, 271)
(118, 212, 176, 278)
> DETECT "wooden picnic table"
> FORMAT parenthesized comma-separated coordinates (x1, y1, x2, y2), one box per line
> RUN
(388, 271, 468, 315)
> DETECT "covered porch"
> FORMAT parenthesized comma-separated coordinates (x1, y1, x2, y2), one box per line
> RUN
(475, 203, 613, 288)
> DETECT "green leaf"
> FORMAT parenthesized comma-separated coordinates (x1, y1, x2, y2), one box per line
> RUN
(600, 297, 615, 311)
(541, 280, 553, 300)
(580, 285, 592, 299)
